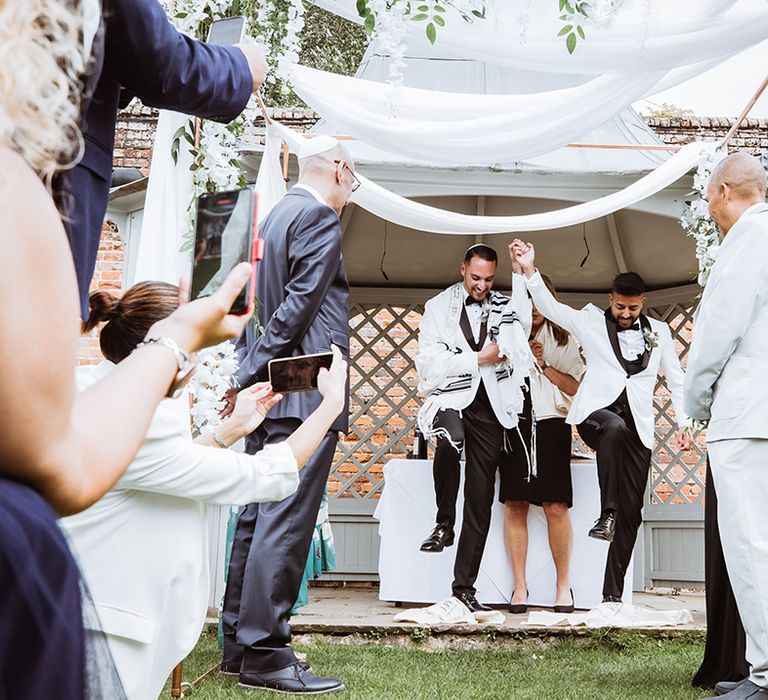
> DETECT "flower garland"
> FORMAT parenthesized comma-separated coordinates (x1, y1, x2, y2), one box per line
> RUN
(680, 147, 726, 287)
(189, 341, 241, 433)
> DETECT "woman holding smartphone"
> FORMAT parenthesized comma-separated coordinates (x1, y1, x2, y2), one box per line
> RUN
(0, 3, 257, 697)
(63, 282, 347, 700)
(501, 265, 584, 614)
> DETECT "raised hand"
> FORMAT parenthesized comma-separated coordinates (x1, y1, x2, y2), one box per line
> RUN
(149, 262, 252, 354)
(510, 239, 535, 275)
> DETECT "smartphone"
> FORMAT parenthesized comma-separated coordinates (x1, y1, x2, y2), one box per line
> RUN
(207, 16, 246, 45)
(268, 352, 334, 394)
(190, 187, 260, 316)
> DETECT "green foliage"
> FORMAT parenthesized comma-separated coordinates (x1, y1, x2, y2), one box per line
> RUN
(356, 1, 487, 47)
(558, 0, 589, 54)
(246, 2, 367, 105)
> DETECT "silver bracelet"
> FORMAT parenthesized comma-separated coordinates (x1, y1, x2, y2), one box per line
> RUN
(207, 428, 228, 449)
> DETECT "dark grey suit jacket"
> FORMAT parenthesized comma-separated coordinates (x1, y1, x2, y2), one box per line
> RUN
(236, 188, 350, 433)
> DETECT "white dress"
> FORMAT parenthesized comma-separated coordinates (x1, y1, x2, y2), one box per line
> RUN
(62, 361, 300, 700)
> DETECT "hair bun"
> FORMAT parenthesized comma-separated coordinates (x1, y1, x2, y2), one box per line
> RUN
(81, 290, 120, 333)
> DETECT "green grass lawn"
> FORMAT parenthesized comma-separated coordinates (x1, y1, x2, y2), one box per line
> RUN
(167, 630, 712, 700)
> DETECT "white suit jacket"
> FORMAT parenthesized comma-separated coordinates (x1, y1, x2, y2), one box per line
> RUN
(62, 362, 299, 698)
(684, 203, 768, 442)
(525, 271, 688, 449)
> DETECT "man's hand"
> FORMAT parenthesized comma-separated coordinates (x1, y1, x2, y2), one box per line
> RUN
(478, 341, 503, 366)
(510, 239, 536, 277)
(508, 243, 523, 275)
(676, 427, 694, 452)
(236, 42, 267, 93)
(529, 340, 545, 367)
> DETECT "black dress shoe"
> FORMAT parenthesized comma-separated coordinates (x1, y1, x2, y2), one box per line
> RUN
(239, 663, 343, 694)
(223, 659, 312, 677)
(419, 523, 455, 552)
(715, 679, 749, 696)
(588, 511, 617, 542)
(455, 591, 491, 613)
(704, 680, 768, 699)
(553, 588, 575, 614)
(509, 589, 529, 614)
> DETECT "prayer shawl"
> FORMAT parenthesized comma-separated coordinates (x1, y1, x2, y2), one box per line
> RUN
(416, 280, 534, 443)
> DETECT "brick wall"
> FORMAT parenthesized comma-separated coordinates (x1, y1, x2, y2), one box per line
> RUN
(648, 116, 768, 154)
(77, 222, 126, 365)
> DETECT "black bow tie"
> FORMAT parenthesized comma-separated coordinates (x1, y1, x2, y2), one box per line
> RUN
(616, 322, 641, 333)
(465, 296, 483, 306)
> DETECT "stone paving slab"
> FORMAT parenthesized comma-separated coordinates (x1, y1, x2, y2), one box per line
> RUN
(289, 586, 706, 635)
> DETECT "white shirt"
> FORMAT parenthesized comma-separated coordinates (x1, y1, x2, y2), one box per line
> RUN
(617, 325, 645, 361)
(294, 183, 330, 207)
(463, 292, 488, 344)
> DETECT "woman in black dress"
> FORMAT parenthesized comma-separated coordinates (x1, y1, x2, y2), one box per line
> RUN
(501, 274, 584, 613)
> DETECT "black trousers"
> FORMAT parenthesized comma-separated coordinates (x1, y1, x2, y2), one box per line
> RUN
(221, 418, 338, 673)
(432, 408, 464, 528)
(692, 458, 749, 688)
(577, 394, 651, 599)
(448, 383, 505, 596)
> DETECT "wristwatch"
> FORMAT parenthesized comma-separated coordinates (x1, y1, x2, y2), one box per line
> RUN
(135, 336, 195, 399)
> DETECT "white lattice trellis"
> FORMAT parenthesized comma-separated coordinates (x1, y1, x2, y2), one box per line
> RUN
(330, 303, 423, 502)
(648, 302, 706, 507)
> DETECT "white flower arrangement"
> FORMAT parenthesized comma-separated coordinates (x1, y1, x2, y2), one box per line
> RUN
(642, 328, 660, 352)
(680, 146, 726, 287)
(189, 340, 240, 432)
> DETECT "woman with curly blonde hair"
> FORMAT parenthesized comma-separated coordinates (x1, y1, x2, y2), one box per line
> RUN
(0, 4, 256, 698)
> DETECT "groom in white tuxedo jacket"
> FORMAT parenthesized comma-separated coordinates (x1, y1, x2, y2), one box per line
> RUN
(685, 153, 768, 700)
(512, 240, 691, 602)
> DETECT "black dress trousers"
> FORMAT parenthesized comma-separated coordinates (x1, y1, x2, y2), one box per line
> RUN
(431, 408, 464, 528)
(451, 382, 505, 596)
(221, 418, 338, 674)
(692, 459, 749, 688)
(577, 392, 651, 599)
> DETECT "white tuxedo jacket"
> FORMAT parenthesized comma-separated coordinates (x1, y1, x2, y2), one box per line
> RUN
(63, 362, 299, 700)
(685, 203, 768, 442)
(525, 271, 688, 449)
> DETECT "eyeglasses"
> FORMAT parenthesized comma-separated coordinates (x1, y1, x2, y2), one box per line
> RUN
(334, 159, 361, 193)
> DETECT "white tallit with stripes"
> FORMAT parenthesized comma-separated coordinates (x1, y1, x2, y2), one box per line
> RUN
(416, 278, 534, 440)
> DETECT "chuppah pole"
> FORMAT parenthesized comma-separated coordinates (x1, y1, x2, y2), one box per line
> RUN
(722, 74, 768, 148)
(171, 663, 183, 698)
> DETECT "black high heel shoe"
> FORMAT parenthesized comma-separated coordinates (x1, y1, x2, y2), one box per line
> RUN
(553, 588, 575, 614)
(509, 589, 529, 614)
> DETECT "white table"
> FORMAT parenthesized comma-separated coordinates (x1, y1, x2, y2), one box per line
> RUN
(374, 458, 632, 610)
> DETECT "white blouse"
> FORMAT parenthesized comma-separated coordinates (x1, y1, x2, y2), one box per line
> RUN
(529, 324, 585, 421)
(62, 361, 299, 700)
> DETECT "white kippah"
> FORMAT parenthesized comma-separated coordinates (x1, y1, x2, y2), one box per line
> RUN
(298, 135, 340, 160)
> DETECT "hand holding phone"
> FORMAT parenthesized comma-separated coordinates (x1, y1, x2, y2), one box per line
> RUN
(316, 345, 347, 411)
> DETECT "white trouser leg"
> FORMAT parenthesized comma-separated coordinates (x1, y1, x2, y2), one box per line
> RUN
(709, 438, 768, 689)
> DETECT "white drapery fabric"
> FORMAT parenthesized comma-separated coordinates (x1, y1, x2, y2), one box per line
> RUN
(133, 111, 194, 285)
(290, 65, 664, 164)
(263, 122, 715, 235)
(311, 0, 766, 74)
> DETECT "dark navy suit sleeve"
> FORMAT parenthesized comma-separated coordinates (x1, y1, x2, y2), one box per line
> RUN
(236, 205, 342, 387)
(103, 0, 253, 122)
